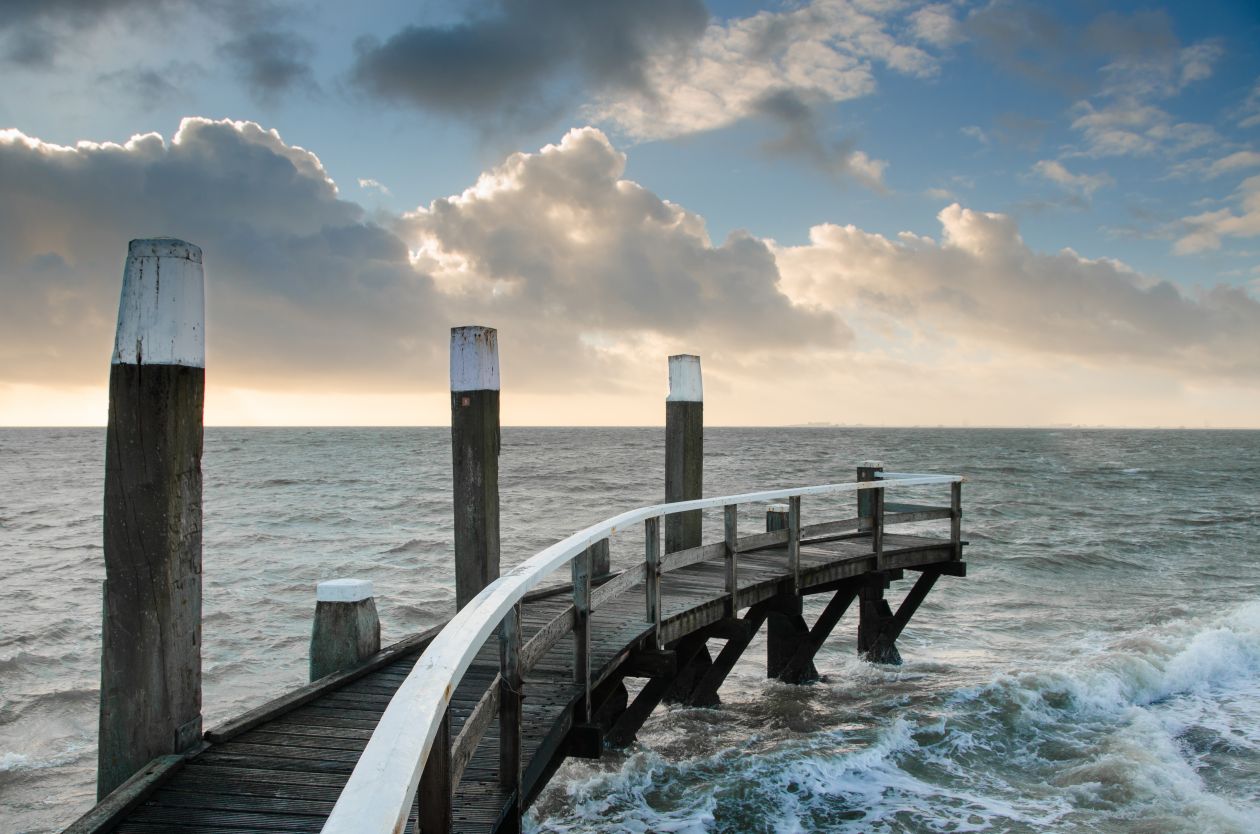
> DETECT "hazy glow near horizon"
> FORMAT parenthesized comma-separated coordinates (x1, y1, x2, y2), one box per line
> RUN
(1, 2, 1258, 427)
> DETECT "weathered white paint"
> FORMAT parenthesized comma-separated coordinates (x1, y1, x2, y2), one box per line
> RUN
(767, 503, 790, 513)
(320, 471, 961, 834)
(860, 460, 885, 469)
(317, 579, 374, 603)
(111, 238, 205, 367)
(666, 354, 702, 402)
(450, 326, 500, 391)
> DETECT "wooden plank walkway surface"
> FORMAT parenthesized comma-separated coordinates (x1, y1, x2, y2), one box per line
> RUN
(103, 531, 958, 834)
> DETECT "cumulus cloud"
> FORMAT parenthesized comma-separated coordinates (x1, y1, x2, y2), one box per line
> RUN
(350, 0, 708, 132)
(0, 118, 438, 387)
(753, 89, 887, 188)
(2, 117, 1256, 424)
(777, 204, 1260, 380)
(400, 127, 845, 387)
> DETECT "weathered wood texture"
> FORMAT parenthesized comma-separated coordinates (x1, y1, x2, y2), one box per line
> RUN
(452, 386, 500, 611)
(99, 362, 205, 799)
(309, 598, 381, 681)
(664, 400, 702, 554)
(82, 530, 962, 834)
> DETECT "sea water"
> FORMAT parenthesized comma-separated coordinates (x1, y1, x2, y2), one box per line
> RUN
(0, 428, 1257, 833)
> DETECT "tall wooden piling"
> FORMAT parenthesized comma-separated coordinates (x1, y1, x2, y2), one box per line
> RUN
(309, 579, 381, 681)
(451, 326, 500, 611)
(98, 238, 205, 798)
(665, 355, 702, 554)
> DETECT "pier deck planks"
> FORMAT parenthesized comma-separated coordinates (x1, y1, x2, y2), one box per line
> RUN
(105, 532, 956, 834)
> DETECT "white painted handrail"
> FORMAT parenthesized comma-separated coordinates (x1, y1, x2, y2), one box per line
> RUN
(320, 474, 961, 833)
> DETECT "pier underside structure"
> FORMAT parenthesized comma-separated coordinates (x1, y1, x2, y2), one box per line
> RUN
(70, 477, 965, 834)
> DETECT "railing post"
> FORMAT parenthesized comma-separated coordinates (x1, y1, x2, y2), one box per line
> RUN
(573, 546, 593, 721)
(645, 516, 662, 648)
(665, 355, 703, 554)
(99, 238, 205, 798)
(788, 495, 801, 593)
(451, 325, 501, 611)
(724, 505, 739, 616)
(950, 480, 963, 560)
(873, 483, 885, 570)
(499, 604, 522, 814)
(418, 710, 452, 834)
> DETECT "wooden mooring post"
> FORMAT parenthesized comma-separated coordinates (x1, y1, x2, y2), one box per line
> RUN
(98, 238, 206, 798)
(664, 354, 702, 554)
(309, 579, 381, 681)
(857, 461, 902, 664)
(451, 326, 501, 611)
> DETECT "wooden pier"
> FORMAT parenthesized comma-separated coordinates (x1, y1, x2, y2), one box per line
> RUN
(68, 241, 968, 834)
(69, 481, 965, 834)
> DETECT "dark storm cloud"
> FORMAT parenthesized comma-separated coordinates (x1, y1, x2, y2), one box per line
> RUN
(753, 90, 886, 190)
(219, 29, 318, 103)
(2, 0, 316, 107)
(350, 0, 708, 129)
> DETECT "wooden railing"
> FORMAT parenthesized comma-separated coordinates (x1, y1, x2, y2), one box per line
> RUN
(320, 472, 963, 834)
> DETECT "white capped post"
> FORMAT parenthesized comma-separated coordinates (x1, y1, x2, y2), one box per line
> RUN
(665, 355, 703, 554)
(99, 238, 206, 798)
(310, 579, 381, 681)
(450, 326, 502, 611)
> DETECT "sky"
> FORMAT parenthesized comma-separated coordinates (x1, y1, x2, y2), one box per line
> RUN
(1, 0, 1259, 427)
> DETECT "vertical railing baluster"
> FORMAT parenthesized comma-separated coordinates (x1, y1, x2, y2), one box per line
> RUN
(645, 516, 662, 648)
(788, 496, 801, 594)
(498, 604, 522, 813)
(572, 546, 593, 722)
(950, 480, 963, 560)
(873, 484, 885, 570)
(724, 504, 739, 616)
(418, 709, 452, 834)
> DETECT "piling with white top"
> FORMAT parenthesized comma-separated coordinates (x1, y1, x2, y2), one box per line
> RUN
(451, 326, 501, 611)
(310, 579, 381, 681)
(664, 355, 703, 554)
(98, 238, 206, 798)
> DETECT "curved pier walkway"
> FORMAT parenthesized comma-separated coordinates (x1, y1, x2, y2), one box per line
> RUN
(71, 482, 965, 834)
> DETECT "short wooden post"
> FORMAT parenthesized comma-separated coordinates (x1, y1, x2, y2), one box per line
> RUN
(645, 516, 662, 648)
(309, 579, 381, 681)
(788, 496, 801, 591)
(499, 605, 522, 814)
(724, 504, 739, 616)
(573, 546, 593, 721)
(592, 537, 611, 577)
(665, 354, 702, 554)
(418, 711, 452, 833)
(951, 480, 963, 560)
(451, 326, 500, 611)
(873, 483, 885, 569)
(856, 460, 883, 530)
(98, 238, 205, 799)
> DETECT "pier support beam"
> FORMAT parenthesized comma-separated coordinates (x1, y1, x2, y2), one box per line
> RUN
(309, 579, 380, 681)
(98, 238, 205, 799)
(451, 326, 501, 611)
(665, 355, 702, 555)
(765, 504, 818, 683)
(858, 574, 903, 664)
